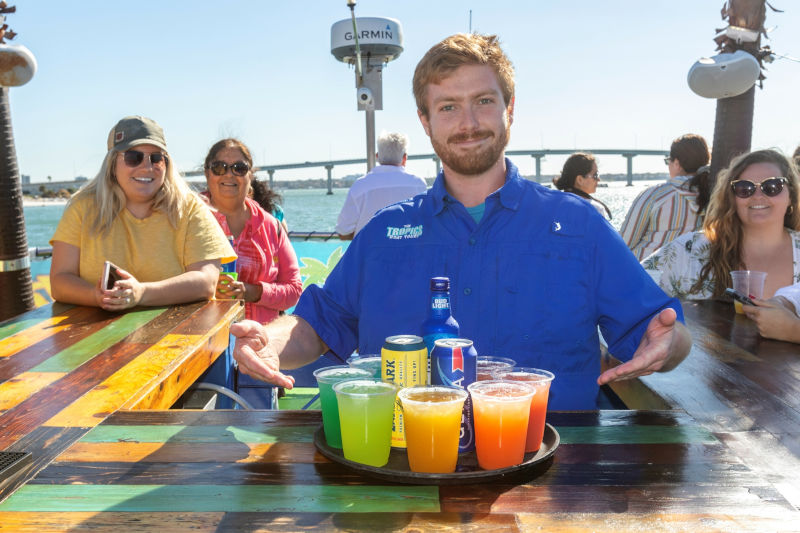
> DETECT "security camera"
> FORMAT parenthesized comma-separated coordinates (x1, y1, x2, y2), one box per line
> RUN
(357, 87, 374, 107)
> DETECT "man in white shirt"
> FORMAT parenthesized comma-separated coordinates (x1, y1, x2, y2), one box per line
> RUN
(335, 132, 428, 239)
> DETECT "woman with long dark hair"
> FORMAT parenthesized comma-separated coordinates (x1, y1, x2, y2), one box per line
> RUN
(643, 149, 800, 300)
(620, 134, 711, 261)
(553, 152, 611, 220)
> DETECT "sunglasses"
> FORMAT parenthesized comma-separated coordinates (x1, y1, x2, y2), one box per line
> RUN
(730, 177, 789, 199)
(207, 160, 250, 177)
(121, 150, 168, 167)
(664, 156, 672, 165)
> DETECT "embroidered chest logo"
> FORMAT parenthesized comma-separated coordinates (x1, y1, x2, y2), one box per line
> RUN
(386, 224, 423, 240)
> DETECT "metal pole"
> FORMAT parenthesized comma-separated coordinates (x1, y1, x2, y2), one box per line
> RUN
(366, 109, 376, 171)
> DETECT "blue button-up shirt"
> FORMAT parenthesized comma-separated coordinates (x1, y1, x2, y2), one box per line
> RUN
(295, 159, 683, 409)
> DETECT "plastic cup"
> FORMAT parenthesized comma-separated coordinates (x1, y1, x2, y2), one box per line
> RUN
(397, 386, 468, 473)
(494, 368, 555, 452)
(313, 365, 372, 449)
(346, 354, 382, 379)
(730, 270, 767, 314)
(468, 380, 535, 470)
(334, 379, 399, 467)
(476, 356, 516, 381)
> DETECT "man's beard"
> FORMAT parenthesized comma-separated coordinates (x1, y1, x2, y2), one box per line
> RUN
(431, 122, 510, 176)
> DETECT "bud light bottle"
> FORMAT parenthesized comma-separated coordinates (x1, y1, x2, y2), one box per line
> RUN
(421, 277, 460, 380)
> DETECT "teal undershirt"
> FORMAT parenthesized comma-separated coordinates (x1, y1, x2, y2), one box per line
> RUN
(465, 202, 485, 224)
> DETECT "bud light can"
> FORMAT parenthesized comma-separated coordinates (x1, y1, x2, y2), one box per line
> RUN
(382, 334, 427, 449)
(431, 338, 477, 452)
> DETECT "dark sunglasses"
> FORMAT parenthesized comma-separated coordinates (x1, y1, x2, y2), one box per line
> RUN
(730, 177, 788, 199)
(122, 150, 168, 167)
(207, 160, 250, 177)
(664, 156, 672, 165)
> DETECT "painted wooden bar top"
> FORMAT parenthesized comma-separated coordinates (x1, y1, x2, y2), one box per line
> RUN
(610, 299, 800, 512)
(0, 300, 244, 502)
(0, 409, 797, 531)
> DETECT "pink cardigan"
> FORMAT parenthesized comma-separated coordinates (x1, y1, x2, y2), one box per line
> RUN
(207, 195, 302, 323)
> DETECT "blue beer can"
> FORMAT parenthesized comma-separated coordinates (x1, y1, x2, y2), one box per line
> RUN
(430, 338, 477, 452)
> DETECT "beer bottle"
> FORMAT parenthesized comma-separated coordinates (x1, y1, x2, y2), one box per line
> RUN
(421, 276, 460, 360)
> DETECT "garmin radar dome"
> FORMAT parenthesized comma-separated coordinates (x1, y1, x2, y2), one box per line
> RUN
(687, 50, 760, 99)
(331, 17, 403, 64)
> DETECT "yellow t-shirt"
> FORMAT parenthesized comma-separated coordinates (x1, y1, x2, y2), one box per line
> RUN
(50, 192, 236, 285)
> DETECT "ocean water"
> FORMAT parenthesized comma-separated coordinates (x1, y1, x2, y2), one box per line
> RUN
(21, 180, 661, 247)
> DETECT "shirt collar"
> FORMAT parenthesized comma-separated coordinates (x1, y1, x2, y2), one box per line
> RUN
(429, 157, 523, 215)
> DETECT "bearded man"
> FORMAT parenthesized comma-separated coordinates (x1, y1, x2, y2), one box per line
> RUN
(231, 33, 691, 409)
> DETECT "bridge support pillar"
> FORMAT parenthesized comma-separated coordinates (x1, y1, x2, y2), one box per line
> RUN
(325, 165, 334, 195)
(624, 154, 635, 186)
(532, 155, 543, 182)
(267, 169, 275, 189)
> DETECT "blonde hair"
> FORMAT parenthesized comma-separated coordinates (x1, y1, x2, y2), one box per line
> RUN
(70, 148, 193, 235)
(413, 33, 515, 117)
(692, 149, 800, 297)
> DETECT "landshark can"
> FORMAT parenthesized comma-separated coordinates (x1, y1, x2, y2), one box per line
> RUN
(381, 334, 427, 448)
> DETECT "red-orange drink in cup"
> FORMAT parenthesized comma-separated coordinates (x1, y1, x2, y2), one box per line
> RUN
(494, 368, 554, 452)
(467, 380, 535, 470)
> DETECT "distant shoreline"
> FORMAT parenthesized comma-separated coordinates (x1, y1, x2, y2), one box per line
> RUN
(23, 197, 68, 207)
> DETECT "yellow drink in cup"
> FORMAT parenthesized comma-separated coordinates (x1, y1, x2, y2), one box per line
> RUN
(398, 386, 468, 473)
(730, 270, 766, 314)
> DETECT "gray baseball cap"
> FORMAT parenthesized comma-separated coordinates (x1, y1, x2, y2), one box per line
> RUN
(106, 116, 167, 152)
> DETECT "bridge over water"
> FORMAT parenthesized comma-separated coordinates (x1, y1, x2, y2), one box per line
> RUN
(182, 148, 669, 193)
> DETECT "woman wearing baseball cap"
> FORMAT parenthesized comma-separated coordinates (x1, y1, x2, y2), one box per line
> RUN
(49, 116, 235, 310)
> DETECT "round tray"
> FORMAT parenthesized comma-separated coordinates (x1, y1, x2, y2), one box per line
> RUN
(313, 423, 559, 485)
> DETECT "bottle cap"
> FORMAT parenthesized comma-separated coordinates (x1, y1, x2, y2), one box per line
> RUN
(430, 277, 450, 291)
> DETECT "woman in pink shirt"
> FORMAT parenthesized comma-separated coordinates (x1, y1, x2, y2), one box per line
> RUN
(203, 138, 302, 323)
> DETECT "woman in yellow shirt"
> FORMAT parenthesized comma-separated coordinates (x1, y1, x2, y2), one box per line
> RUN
(50, 116, 234, 311)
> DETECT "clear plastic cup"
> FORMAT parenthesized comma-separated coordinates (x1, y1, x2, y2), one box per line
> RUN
(476, 356, 516, 381)
(313, 365, 372, 448)
(346, 354, 382, 379)
(397, 385, 468, 473)
(730, 270, 767, 314)
(493, 368, 555, 452)
(334, 379, 399, 467)
(468, 380, 535, 470)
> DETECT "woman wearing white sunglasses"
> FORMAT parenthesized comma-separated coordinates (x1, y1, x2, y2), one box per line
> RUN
(50, 116, 233, 310)
(642, 149, 800, 301)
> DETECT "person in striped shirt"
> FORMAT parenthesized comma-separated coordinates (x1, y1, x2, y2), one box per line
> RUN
(619, 134, 711, 261)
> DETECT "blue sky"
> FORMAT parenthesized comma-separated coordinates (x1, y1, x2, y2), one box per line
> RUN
(8, 1, 800, 182)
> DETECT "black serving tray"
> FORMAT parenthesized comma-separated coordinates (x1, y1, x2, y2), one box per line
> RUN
(314, 423, 559, 485)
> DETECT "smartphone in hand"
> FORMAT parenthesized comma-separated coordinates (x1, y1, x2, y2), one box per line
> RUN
(724, 288, 756, 306)
(101, 261, 122, 290)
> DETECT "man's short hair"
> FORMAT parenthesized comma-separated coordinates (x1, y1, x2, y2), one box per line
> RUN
(377, 132, 408, 166)
(413, 33, 515, 117)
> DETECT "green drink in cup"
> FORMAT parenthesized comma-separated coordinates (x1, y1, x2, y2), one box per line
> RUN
(346, 354, 382, 378)
(313, 366, 372, 448)
(334, 379, 399, 467)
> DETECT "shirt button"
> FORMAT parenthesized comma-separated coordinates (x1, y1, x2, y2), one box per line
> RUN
(469, 237, 476, 245)
(464, 288, 472, 295)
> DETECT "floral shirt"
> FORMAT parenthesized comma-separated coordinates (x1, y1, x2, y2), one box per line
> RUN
(641, 229, 800, 300)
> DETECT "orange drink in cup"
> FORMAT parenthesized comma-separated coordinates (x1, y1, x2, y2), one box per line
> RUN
(467, 380, 535, 470)
(493, 368, 554, 452)
(730, 270, 766, 314)
(397, 386, 468, 473)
